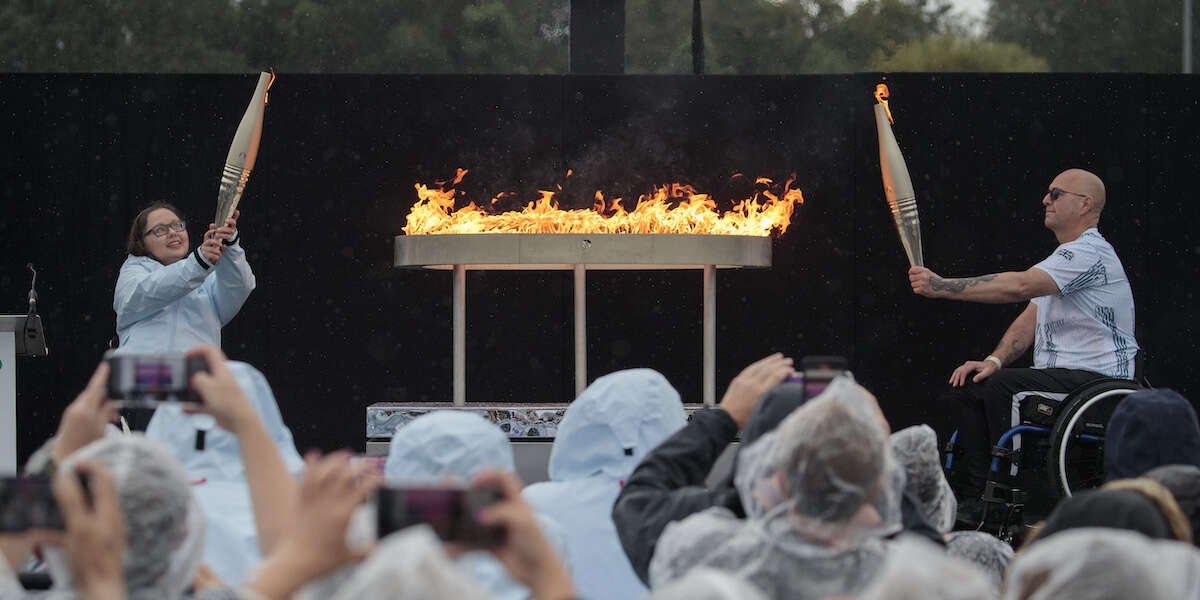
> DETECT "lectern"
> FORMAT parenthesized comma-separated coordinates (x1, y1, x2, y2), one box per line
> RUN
(0, 314, 48, 472)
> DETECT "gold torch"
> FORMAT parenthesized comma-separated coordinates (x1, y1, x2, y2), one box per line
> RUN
(215, 71, 273, 228)
(874, 83, 923, 268)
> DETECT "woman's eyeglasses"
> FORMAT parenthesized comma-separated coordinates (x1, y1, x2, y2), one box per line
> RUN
(1047, 188, 1087, 201)
(144, 221, 187, 238)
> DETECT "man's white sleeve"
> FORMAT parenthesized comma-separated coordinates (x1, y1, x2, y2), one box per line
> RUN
(1032, 242, 1105, 297)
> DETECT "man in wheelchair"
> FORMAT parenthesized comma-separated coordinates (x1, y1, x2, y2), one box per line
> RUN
(908, 168, 1139, 524)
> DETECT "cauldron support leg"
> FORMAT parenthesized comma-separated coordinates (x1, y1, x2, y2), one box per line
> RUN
(703, 265, 716, 406)
(574, 264, 587, 398)
(453, 264, 466, 406)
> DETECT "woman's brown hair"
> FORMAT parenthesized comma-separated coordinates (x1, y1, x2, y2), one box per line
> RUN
(125, 202, 185, 258)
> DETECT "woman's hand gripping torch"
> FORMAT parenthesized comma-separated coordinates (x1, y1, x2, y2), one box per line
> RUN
(874, 84, 924, 268)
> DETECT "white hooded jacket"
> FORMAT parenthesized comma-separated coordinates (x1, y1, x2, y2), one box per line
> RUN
(113, 239, 254, 353)
(522, 369, 687, 600)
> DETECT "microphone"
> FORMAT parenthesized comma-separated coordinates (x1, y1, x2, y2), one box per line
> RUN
(26, 263, 38, 316)
(21, 263, 48, 356)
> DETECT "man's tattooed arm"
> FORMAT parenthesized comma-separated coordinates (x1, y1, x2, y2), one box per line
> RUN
(1003, 338, 1029, 364)
(990, 302, 1038, 365)
(929, 274, 998, 293)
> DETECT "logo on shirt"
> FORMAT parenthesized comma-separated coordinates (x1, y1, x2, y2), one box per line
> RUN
(1057, 249, 1075, 261)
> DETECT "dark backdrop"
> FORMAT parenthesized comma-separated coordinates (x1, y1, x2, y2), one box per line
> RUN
(3, 73, 1198, 464)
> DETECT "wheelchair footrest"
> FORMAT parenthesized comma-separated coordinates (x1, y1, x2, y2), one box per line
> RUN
(983, 479, 1027, 506)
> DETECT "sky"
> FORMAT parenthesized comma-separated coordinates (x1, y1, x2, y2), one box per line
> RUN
(840, 0, 989, 22)
(840, 0, 990, 33)
(948, 0, 989, 22)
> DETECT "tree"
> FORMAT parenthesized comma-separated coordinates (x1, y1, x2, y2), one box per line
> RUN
(0, 0, 569, 74)
(0, 0, 245, 72)
(825, 0, 959, 70)
(626, 0, 964, 74)
(872, 34, 1048, 72)
(986, 0, 1191, 72)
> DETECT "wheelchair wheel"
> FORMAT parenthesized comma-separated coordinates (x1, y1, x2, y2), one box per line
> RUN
(1046, 379, 1139, 499)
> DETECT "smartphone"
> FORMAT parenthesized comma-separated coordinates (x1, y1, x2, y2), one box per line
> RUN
(375, 485, 505, 547)
(0, 475, 64, 532)
(787, 355, 848, 399)
(105, 351, 208, 405)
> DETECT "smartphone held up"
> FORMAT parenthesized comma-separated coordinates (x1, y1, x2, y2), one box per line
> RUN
(0, 474, 89, 533)
(104, 350, 208, 407)
(786, 355, 849, 400)
(373, 484, 505, 548)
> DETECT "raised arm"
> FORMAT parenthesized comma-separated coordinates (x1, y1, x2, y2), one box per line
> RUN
(114, 254, 211, 328)
(909, 267, 1059, 304)
(206, 211, 256, 324)
(612, 354, 792, 583)
(187, 345, 297, 554)
(949, 302, 1038, 387)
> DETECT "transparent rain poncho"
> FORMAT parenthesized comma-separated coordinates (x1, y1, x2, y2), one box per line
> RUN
(325, 525, 490, 600)
(944, 531, 1013, 589)
(384, 411, 569, 600)
(1003, 527, 1200, 600)
(859, 535, 997, 600)
(646, 567, 768, 600)
(35, 435, 206, 600)
(649, 377, 894, 599)
(890, 424, 956, 534)
(145, 360, 304, 585)
(522, 369, 685, 600)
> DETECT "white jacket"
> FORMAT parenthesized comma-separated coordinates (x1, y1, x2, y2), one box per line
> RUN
(113, 238, 255, 353)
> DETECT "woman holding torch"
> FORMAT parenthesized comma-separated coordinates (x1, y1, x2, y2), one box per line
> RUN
(113, 203, 254, 353)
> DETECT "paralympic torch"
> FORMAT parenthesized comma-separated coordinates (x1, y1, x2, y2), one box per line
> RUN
(215, 71, 273, 228)
(873, 83, 924, 268)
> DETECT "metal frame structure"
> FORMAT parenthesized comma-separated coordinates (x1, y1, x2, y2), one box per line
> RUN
(394, 233, 772, 406)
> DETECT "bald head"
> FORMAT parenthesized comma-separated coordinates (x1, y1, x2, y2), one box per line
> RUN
(1058, 168, 1107, 217)
(1044, 169, 1107, 241)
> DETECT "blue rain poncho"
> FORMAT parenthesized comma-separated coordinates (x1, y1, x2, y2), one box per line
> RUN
(649, 377, 897, 599)
(522, 369, 686, 600)
(113, 238, 255, 353)
(385, 411, 570, 600)
(145, 361, 303, 585)
(1003, 528, 1200, 600)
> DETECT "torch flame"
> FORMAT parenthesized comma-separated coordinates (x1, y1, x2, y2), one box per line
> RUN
(403, 171, 805, 237)
(874, 83, 893, 125)
(265, 69, 276, 105)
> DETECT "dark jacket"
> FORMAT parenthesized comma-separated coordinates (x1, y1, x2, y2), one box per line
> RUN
(612, 383, 943, 583)
(1105, 388, 1200, 481)
(613, 407, 742, 583)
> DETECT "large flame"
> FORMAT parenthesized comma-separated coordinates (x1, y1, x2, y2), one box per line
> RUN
(403, 170, 805, 237)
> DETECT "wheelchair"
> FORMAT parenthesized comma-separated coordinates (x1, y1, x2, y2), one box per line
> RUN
(944, 376, 1142, 542)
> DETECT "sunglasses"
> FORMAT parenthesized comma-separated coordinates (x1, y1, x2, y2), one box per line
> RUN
(1047, 187, 1087, 201)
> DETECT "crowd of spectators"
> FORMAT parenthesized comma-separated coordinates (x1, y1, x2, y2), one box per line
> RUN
(3, 348, 1200, 599)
